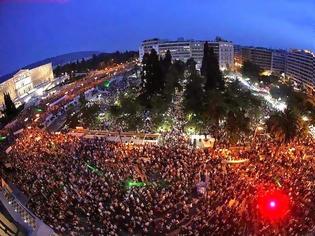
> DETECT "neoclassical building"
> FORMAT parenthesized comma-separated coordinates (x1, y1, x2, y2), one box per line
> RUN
(0, 63, 54, 105)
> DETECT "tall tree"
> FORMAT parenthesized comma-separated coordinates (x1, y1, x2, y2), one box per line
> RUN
(161, 50, 172, 74)
(140, 49, 163, 108)
(266, 109, 307, 143)
(186, 58, 197, 75)
(81, 58, 86, 72)
(201, 42, 224, 90)
(242, 60, 262, 80)
(79, 93, 87, 107)
(203, 89, 226, 127)
(2, 93, 17, 118)
(184, 73, 205, 115)
(109, 93, 144, 131)
(54, 65, 62, 77)
(201, 42, 210, 77)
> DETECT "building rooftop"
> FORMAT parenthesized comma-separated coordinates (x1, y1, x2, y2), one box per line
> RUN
(290, 49, 315, 57)
(142, 38, 233, 45)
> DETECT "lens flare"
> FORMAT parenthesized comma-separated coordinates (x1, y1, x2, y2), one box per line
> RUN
(257, 189, 290, 221)
(269, 201, 276, 208)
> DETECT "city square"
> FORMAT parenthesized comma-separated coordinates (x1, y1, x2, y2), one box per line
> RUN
(0, 1, 315, 235)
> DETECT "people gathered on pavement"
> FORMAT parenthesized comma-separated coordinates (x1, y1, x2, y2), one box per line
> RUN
(3, 127, 315, 235)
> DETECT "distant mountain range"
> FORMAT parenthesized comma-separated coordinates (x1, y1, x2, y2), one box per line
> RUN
(0, 51, 101, 83)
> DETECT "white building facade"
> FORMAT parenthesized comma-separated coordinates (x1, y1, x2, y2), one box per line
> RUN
(13, 70, 34, 98)
(139, 39, 160, 62)
(271, 50, 287, 75)
(139, 38, 234, 71)
(285, 50, 315, 91)
(0, 63, 55, 106)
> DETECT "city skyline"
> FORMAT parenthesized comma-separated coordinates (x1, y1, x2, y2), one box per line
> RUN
(0, 0, 314, 76)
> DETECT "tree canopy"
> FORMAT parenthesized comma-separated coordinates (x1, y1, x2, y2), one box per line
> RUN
(2, 93, 18, 118)
(184, 73, 205, 115)
(54, 51, 138, 77)
(201, 42, 224, 91)
(242, 60, 262, 80)
(139, 49, 164, 108)
(266, 109, 308, 143)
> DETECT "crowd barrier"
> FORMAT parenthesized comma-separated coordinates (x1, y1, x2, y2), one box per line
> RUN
(69, 129, 161, 145)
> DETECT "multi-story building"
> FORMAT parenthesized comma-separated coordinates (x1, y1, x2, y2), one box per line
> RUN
(13, 70, 34, 98)
(241, 47, 273, 71)
(139, 38, 160, 62)
(0, 63, 54, 105)
(159, 40, 192, 63)
(189, 41, 204, 68)
(208, 41, 234, 70)
(285, 49, 315, 91)
(139, 38, 234, 70)
(30, 63, 54, 87)
(271, 50, 287, 75)
(233, 44, 243, 65)
(241, 47, 287, 75)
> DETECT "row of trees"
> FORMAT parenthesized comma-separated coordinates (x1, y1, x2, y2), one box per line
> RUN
(62, 40, 315, 144)
(184, 63, 262, 141)
(108, 43, 264, 141)
(183, 43, 264, 141)
(68, 40, 315, 145)
(107, 43, 315, 143)
(54, 51, 138, 77)
(109, 49, 185, 131)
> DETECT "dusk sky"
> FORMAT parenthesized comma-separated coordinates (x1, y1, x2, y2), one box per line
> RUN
(0, 0, 314, 76)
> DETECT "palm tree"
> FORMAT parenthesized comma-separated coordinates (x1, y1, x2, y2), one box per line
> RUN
(266, 109, 308, 143)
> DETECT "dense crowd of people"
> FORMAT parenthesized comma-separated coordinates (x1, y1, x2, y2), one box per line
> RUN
(3, 128, 315, 235)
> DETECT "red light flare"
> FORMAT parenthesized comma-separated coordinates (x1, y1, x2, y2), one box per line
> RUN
(257, 188, 290, 221)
